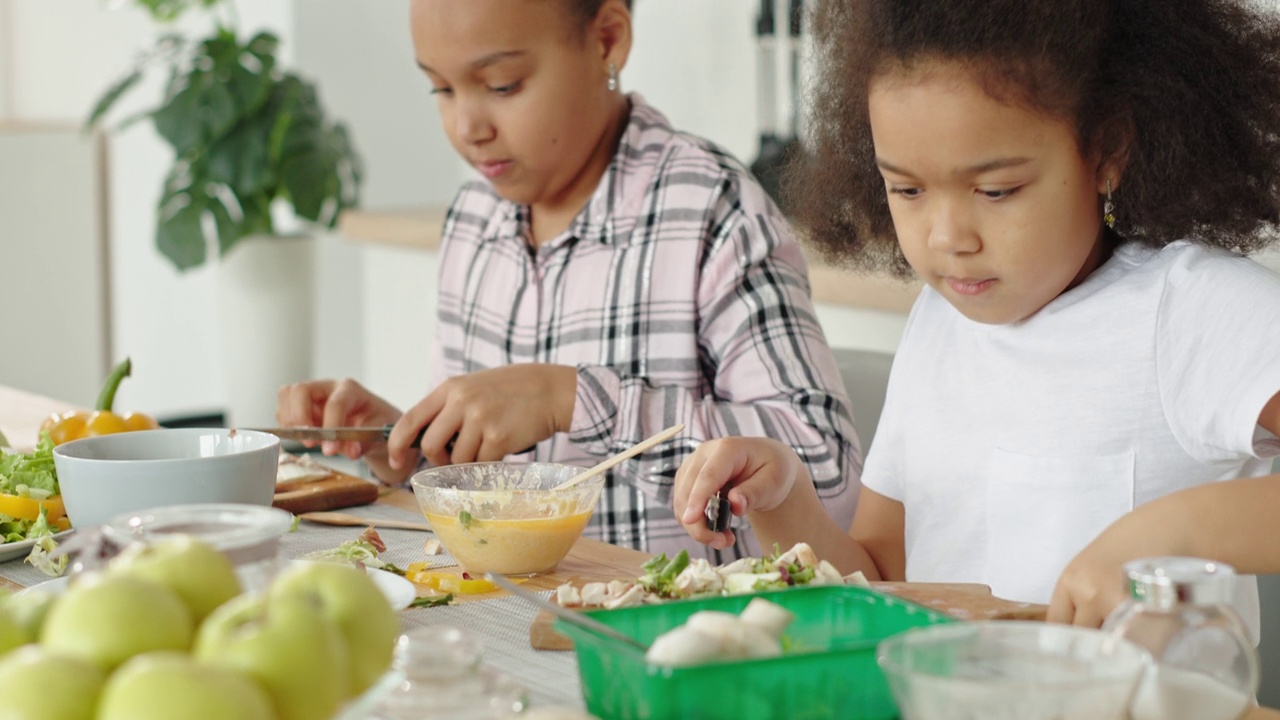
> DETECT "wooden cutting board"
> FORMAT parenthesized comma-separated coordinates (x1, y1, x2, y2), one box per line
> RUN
(528, 581, 1048, 651)
(272, 471, 380, 514)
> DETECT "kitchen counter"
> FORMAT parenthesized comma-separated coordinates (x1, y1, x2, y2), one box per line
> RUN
(338, 206, 924, 315)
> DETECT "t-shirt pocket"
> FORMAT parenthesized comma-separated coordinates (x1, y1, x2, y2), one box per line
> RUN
(983, 447, 1135, 604)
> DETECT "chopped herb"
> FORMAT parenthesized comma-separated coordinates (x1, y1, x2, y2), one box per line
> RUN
(458, 510, 474, 530)
(381, 563, 408, 577)
(409, 593, 454, 608)
(478, 538, 488, 545)
(289, 514, 301, 533)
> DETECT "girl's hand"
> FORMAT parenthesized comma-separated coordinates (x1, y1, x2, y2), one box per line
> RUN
(1047, 504, 1184, 628)
(387, 364, 577, 469)
(1046, 536, 1134, 630)
(275, 378, 404, 475)
(673, 437, 808, 550)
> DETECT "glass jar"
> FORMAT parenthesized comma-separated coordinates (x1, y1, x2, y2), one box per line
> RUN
(99, 502, 295, 592)
(1101, 557, 1258, 720)
(370, 625, 529, 720)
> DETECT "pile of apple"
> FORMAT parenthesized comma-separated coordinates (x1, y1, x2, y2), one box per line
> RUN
(0, 537, 401, 720)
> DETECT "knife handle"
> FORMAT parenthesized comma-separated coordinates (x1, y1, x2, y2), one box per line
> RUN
(380, 424, 427, 447)
(383, 424, 536, 456)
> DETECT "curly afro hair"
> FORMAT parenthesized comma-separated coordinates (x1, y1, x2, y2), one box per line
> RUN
(789, 0, 1280, 278)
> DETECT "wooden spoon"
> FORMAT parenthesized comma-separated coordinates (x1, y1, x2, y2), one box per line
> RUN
(553, 424, 686, 492)
(298, 511, 432, 532)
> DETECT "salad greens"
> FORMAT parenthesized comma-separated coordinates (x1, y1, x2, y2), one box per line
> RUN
(305, 535, 407, 576)
(0, 435, 63, 544)
(639, 549, 690, 596)
(0, 435, 59, 499)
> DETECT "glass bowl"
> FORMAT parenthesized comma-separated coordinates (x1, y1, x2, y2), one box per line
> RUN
(100, 502, 295, 592)
(877, 621, 1151, 720)
(410, 462, 602, 576)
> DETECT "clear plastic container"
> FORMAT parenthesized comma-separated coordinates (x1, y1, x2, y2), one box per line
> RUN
(99, 502, 295, 592)
(1102, 557, 1259, 720)
(878, 621, 1149, 720)
(370, 625, 529, 720)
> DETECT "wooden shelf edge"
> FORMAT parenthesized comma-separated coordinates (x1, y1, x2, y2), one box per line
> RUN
(339, 206, 921, 313)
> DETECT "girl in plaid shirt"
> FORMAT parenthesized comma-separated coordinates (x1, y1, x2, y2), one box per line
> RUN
(277, 0, 861, 558)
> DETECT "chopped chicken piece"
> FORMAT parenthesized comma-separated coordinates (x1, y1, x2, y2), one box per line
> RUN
(555, 584, 583, 607)
(776, 542, 819, 570)
(422, 538, 443, 556)
(674, 558, 723, 596)
(603, 584, 648, 609)
(810, 560, 845, 586)
(276, 451, 334, 485)
(843, 570, 870, 587)
(717, 558, 754, 576)
(580, 582, 609, 607)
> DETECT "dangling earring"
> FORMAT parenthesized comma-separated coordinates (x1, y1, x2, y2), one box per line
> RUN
(1103, 179, 1116, 229)
(607, 63, 619, 92)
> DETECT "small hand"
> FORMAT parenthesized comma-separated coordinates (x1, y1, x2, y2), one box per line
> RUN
(275, 378, 401, 461)
(672, 437, 806, 550)
(1047, 507, 1182, 628)
(386, 364, 577, 470)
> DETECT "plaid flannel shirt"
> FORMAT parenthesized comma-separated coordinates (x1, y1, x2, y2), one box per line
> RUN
(429, 95, 862, 560)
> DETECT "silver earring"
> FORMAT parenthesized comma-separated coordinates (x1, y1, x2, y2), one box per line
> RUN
(1103, 179, 1116, 229)
(607, 63, 619, 92)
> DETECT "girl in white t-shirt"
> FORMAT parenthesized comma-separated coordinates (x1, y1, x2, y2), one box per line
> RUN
(672, 0, 1280, 632)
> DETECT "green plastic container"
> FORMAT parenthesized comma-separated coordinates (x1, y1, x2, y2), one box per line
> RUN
(555, 585, 954, 720)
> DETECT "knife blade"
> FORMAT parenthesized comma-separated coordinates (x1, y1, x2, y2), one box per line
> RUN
(248, 425, 536, 455)
(248, 424, 424, 445)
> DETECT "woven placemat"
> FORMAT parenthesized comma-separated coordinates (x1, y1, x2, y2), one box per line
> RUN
(398, 593, 584, 710)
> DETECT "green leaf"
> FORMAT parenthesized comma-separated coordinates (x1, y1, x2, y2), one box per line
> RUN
(409, 594, 454, 608)
(156, 194, 209, 271)
(84, 69, 144, 131)
(153, 71, 206, 156)
(206, 109, 272, 197)
(281, 147, 339, 223)
(208, 190, 241, 258)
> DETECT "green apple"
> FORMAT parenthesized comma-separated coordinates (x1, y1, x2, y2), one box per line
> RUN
(0, 601, 25, 658)
(0, 644, 105, 720)
(269, 561, 400, 695)
(195, 591, 349, 720)
(109, 536, 241, 622)
(41, 571, 193, 670)
(98, 651, 274, 720)
(3, 588, 58, 644)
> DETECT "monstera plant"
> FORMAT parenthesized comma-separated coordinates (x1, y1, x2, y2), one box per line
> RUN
(87, 0, 362, 271)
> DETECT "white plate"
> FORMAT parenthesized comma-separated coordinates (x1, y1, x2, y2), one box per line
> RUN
(16, 560, 417, 611)
(0, 529, 73, 563)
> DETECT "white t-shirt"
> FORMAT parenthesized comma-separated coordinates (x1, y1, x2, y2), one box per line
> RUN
(862, 240, 1280, 638)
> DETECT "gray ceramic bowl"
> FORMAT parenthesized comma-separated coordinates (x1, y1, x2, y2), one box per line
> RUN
(53, 428, 279, 529)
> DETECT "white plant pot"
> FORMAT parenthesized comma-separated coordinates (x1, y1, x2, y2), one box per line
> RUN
(216, 234, 314, 428)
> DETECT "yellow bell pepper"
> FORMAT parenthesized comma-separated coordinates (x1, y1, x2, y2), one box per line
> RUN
(45, 358, 158, 445)
(0, 493, 65, 523)
(405, 565, 499, 595)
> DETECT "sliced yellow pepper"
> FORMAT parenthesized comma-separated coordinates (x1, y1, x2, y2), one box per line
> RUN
(406, 566, 498, 595)
(0, 493, 66, 523)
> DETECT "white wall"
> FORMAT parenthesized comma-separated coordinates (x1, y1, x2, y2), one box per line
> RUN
(4, 0, 294, 418)
(0, 2, 12, 117)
